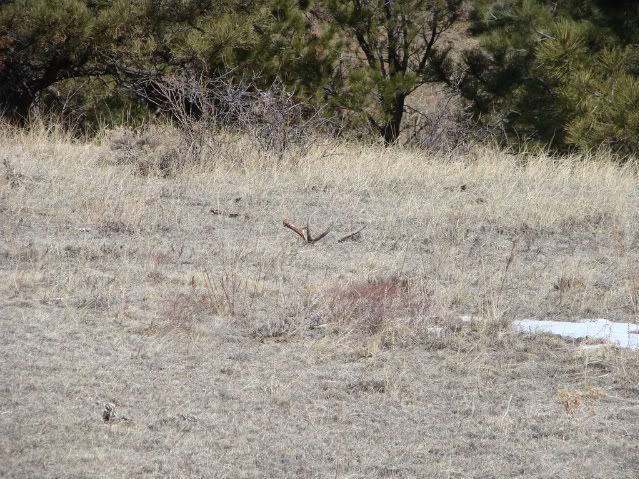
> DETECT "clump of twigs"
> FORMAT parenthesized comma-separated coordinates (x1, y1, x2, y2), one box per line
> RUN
(402, 75, 479, 152)
(327, 276, 410, 336)
(402, 96, 475, 152)
(141, 74, 336, 161)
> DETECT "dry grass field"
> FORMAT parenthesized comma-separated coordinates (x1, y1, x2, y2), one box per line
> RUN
(2, 124, 639, 478)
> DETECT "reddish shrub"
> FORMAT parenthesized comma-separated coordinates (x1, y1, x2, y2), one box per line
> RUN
(326, 276, 412, 336)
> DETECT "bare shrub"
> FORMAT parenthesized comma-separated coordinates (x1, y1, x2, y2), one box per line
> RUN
(160, 271, 241, 331)
(403, 97, 476, 152)
(162, 288, 211, 330)
(202, 269, 241, 318)
(107, 126, 183, 176)
(145, 74, 336, 161)
(327, 276, 409, 335)
(148, 76, 216, 158)
(239, 82, 331, 158)
(323, 276, 437, 348)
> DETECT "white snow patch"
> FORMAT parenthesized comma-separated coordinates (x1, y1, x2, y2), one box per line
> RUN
(458, 315, 639, 350)
(514, 318, 639, 350)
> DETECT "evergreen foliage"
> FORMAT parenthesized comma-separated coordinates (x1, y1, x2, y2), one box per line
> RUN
(322, 0, 463, 144)
(0, 0, 159, 122)
(0, 0, 267, 124)
(3, 0, 639, 155)
(256, 0, 463, 144)
(462, 0, 639, 155)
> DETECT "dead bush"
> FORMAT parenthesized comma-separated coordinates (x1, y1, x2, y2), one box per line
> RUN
(323, 276, 437, 348)
(144, 74, 336, 161)
(107, 126, 184, 176)
(327, 276, 409, 335)
(403, 96, 476, 153)
(162, 289, 212, 330)
(160, 271, 240, 331)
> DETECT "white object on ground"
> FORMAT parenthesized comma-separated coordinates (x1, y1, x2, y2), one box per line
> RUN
(458, 315, 639, 350)
(514, 318, 639, 350)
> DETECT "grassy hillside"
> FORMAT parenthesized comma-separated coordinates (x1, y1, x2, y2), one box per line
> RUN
(1, 125, 639, 477)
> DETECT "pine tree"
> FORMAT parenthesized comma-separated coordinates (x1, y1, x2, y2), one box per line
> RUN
(256, 0, 463, 145)
(461, 0, 639, 155)
(0, 0, 143, 123)
(0, 0, 268, 124)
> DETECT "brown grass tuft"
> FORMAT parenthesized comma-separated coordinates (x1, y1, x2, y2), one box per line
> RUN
(326, 276, 411, 334)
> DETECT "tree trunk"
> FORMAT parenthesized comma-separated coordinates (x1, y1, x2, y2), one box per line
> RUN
(1, 55, 77, 125)
(380, 92, 405, 145)
(0, 86, 36, 125)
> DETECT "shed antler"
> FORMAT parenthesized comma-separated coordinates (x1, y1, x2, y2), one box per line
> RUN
(337, 225, 367, 243)
(283, 218, 332, 243)
(283, 218, 307, 241)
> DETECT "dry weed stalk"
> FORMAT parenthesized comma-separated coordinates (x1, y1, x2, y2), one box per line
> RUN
(492, 237, 519, 316)
(203, 269, 238, 317)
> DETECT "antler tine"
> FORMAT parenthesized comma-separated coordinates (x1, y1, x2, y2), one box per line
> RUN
(308, 222, 333, 243)
(337, 225, 367, 243)
(283, 217, 332, 243)
(283, 218, 307, 241)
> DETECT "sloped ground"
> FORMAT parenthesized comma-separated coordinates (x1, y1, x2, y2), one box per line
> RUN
(1, 127, 639, 478)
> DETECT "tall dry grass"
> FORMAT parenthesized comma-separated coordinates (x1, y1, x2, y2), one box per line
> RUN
(2, 122, 639, 478)
(3, 122, 638, 339)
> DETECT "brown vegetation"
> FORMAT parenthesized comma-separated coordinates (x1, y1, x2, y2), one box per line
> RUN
(1, 124, 639, 477)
